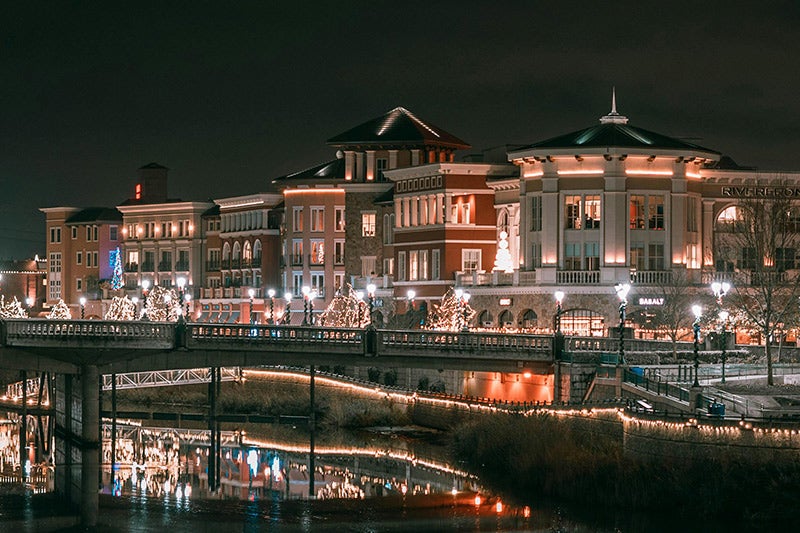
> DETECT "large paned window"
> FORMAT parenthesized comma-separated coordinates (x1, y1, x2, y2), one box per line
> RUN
(462, 249, 481, 273)
(361, 212, 376, 237)
(648, 243, 665, 270)
(630, 242, 646, 271)
(565, 195, 582, 229)
(648, 196, 665, 230)
(420, 250, 429, 280)
(409, 250, 419, 280)
(585, 242, 600, 270)
(530, 196, 542, 231)
(584, 196, 601, 228)
(397, 251, 406, 281)
(310, 240, 324, 264)
(564, 243, 581, 270)
(292, 207, 303, 232)
(431, 249, 440, 280)
(310, 207, 324, 232)
(335, 207, 345, 231)
(630, 195, 645, 229)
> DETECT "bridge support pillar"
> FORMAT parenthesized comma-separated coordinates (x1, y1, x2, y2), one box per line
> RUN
(81, 364, 100, 528)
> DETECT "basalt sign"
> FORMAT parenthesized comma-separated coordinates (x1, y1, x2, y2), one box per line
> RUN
(721, 186, 800, 198)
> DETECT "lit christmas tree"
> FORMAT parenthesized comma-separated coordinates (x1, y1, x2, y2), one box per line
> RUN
(109, 247, 124, 290)
(493, 231, 514, 273)
(425, 287, 475, 331)
(105, 295, 137, 321)
(143, 285, 182, 322)
(47, 299, 72, 319)
(0, 296, 28, 318)
(318, 284, 369, 327)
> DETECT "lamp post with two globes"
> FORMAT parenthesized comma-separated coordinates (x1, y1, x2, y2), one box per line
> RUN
(692, 304, 703, 387)
(614, 283, 630, 365)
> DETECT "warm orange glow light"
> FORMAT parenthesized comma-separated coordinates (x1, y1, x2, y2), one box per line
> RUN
(495, 501, 503, 513)
(474, 495, 482, 506)
(557, 169, 603, 175)
(523, 371, 532, 379)
(625, 170, 673, 176)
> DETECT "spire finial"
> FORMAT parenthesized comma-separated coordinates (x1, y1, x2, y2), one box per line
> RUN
(611, 86, 617, 114)
(599, 87, 628, 124)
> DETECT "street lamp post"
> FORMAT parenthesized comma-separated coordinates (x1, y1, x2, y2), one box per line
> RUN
(367, 283, 376, 325)
(132, 297, 139, 319)
(284, 292, 292, 325)
(355, 291, 364, 326)
(718, 310, 729, 384)
(302, 286, 310, 326)
(461, 292, 471, 332)
(79, 297, 86, 319)
(614, 283, 630, 365)
(267, 289, 276, 324)
(141, 280, 151, 320)
(184, 294, 191, 319)
(554, 291, 565, 334)
(692, 304, 703, 387)
(454, 289, 464, 330)
(711, 281, 732, 384)
(407, 289, 416, 312)
(248, 288, 255, 325)
(308, 290, 316, 326)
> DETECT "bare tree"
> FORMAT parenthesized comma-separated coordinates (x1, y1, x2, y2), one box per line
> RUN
(631, 269, 708, 359)
(715, 190, 800, 385)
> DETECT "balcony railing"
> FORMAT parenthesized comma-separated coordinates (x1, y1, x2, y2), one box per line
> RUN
(158, 261, 172, 272)
(629, 270, 673, 285)
(175, 261, 189, 272)
(140, 262, 155, 272)
(124, 262, 139, 272)
(206, 261, 220, 272)
(309, 254, 324, 266)
(701, 269, 797, 286)
(334, 254, 345, 265)
(556, 270, 600, 285)
(290, 254, 303, 266)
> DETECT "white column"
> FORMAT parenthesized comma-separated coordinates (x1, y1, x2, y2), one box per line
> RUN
(394, 199, 402, 228)
(403, 198, 411, 227)
(365, 151, 375, 181)
(355, 152, 365, 181)
(411, 149, 421, 166)
(388, 150, 398, 169)
(702, 200, 715, 268)
(444, 194, 452, 223)
(428, 195, 436, 224)
(344, 151, 355, 181)
(437, 193, 445, 223)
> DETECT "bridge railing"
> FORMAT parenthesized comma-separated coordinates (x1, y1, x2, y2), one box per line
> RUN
(379, 329, 553, 355)
(565, 335, 693, 353)
(187, 323, 364, 347)
(622, 368, 690, 403)
(1, 319, 176, 349)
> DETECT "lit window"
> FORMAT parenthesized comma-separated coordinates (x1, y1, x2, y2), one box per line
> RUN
(362, 213, 376, 237)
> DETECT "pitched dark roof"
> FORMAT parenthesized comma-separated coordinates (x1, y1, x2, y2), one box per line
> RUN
(517, 122, 720, 154)
(202, 204, 221, 217)
(139, 162, 169, 170)
(373, 187, 394, 204)
(65, 207, 122, 224)
(272, 158, 345, 184)
(327, 107, 470, 149)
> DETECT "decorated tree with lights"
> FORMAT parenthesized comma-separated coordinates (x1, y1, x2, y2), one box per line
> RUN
(318, 284, 369, 327)
(143, 285, 182, 322)
(0, 296, 28, 318)
(109, 247, 124, 290)
(47, 299, 72, 319)
(105, 295, 137, 321)
(426, 287, 475, 331)
(493, 231, 514, 273)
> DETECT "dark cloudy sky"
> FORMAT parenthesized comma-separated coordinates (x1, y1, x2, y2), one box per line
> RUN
(2, 1, 799, 258)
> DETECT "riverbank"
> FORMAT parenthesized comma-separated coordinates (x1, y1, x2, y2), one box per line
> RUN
(451, 411, 800, 528)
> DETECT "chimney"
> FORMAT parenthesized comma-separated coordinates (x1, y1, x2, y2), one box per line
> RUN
(135, 163, 169, 203)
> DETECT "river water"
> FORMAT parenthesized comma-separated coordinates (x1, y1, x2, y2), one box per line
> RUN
(1, 417, 727, 532)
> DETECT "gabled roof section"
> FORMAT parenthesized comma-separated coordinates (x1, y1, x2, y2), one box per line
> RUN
(272, 158, 345, 185)
(65, 207, 122, 224)
(517, 123, 720, 154)
(327, 107, 470, 150)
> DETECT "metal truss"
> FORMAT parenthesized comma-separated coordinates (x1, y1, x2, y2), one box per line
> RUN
(101, 367, 241, 391)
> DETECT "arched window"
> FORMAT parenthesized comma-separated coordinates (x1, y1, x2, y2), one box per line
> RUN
(498, 309, 513, 328)
(478, 310, 493, 327)
(232, 241, 241, 260)
(560, 309, 605, 337)
(715, 205, 742, 232)
(520, 309, 538, 329)
(498, 209, 509, 237)
(253, 240, 262, 261)
(222, 242, 231, 260)
(242, 241, 252, 261)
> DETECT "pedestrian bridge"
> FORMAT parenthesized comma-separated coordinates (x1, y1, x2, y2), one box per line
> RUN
(0, 319, 555, 374)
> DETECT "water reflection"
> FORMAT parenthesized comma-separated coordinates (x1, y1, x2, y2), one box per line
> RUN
(100, 422, 479, 503)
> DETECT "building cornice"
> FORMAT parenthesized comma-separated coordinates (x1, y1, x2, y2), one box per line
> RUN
(384, 162, 517, 181)
(215, 193, 282, 210)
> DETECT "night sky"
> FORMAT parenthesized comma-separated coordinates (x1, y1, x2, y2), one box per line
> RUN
(2, 1, 799, 259)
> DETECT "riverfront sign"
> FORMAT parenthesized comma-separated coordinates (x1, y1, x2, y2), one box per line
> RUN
(721, 186, 800, 198)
